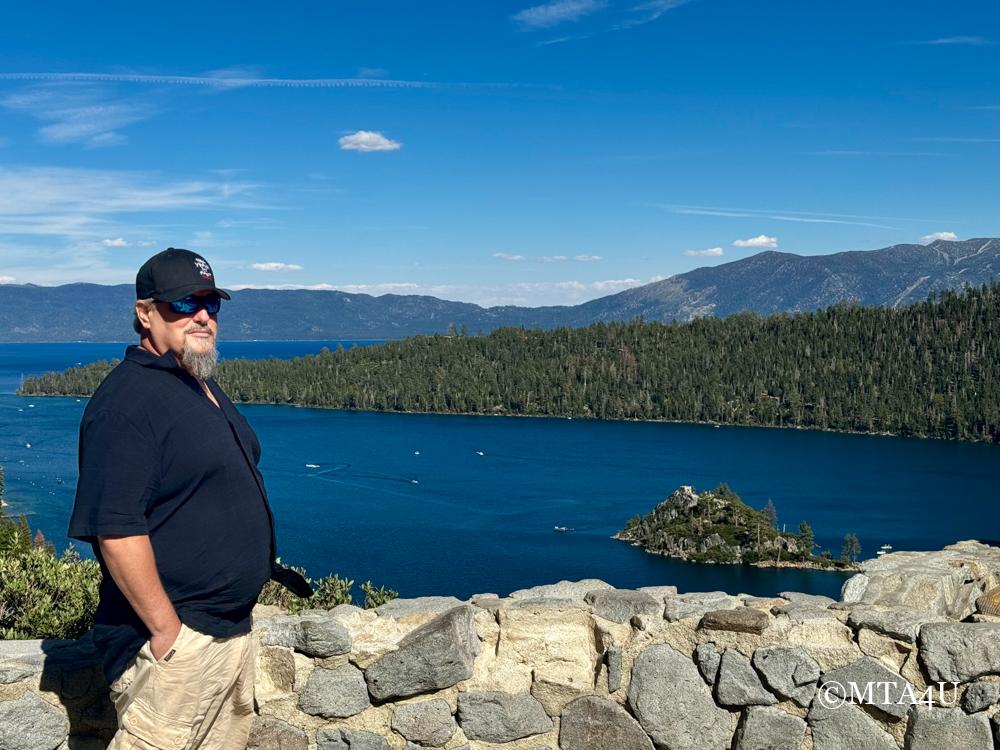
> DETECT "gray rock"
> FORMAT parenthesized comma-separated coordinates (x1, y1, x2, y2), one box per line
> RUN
(257, 615, 304, 649)
(299, 613, 353, 657)
(779, 591, 836, 607)
(742, 595, 787, 609)
(329, 603, 367, 618)
(962, 682, 998, 714)
(637, 585, 679, 599)
(584, 589, 662, 623)
(469, 595, 506, 612)
(606, 645, 623, 693)
(0, 691, 69, 750)
(510, 597, 588, 610)
(700, 608, 770, 635)
(365, 606, 480, 701)
(247, 716, 308, 750)
(751, 646, 819, 708)
(918, 622, 1000, 682)
(905, 705, 993, 749)
(298, 663, 371, 719)
(772, 604, 839, 622)
(559, 695, 654, 750)
(841, 574, 870, 603)
(807, 700, 897, 750)
(375, 596, 464, 619)
(457, 691, 552, 743)
(820, 656, 915, 720)
(715, 650, 778, 707)
(628, 644, 734, 749)
(677, 590, 732, 602)
(845, 541, 1000, 619)
(316, 728, 391, 750)
(733, 706, 807, 750)
(847, 606, 947, 643)
(391, 699, 457, 746)
(695, 643, 721, 686)
(508, 579, 613, 601)
(0, 640, 46, 684)
(664, 594, 740, 622)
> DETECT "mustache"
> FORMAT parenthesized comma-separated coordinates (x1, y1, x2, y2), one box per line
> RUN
(184, 324, 215, 336)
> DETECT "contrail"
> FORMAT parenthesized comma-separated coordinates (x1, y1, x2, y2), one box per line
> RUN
(0, 72, 549, 91)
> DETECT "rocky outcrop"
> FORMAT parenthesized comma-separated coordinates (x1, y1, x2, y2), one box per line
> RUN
(1, 542, 999, 749)
(840, 540, 1000, 619)
(615, 485, 855, 571)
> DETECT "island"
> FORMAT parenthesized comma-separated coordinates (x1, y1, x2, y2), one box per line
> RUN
(615, 484, 862, 570)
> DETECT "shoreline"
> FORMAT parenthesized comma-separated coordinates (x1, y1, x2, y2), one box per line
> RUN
(613, 536, 862, 574)
(14, 389, 996, 446)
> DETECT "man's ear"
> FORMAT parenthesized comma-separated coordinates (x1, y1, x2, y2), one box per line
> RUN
(135, 300, 153, 331)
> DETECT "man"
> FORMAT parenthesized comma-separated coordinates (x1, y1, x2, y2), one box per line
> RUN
(68, 248, 310, 750)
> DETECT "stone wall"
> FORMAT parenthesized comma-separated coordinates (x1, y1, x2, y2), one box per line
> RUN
(1, 541, 999, 750)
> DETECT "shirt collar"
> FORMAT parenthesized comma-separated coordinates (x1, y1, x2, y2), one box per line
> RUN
(124, 344, 185, 372)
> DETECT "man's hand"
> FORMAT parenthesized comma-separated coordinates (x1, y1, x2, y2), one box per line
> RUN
(98, 534, 182, 661)
(149, 619, 182, 662)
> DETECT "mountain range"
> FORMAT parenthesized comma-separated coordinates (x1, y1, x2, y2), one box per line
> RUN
(1, 237, 996, 342)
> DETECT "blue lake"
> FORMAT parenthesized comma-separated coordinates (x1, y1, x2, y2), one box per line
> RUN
(2, 342, 998, 601)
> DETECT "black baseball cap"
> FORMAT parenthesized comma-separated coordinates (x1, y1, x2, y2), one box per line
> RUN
(136, 248, 232, 302)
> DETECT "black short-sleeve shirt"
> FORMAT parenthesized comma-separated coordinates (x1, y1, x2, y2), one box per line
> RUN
(69, 345, 274, 641)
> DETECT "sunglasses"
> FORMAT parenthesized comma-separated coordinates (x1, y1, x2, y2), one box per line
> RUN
(167, 294, 223, 315)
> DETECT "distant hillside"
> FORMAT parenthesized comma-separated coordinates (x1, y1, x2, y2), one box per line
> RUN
(1, 238, 997, 341)
(22, 283, 1000, 444)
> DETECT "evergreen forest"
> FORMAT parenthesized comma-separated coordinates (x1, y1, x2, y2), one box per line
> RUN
(19, 284, 1000, 443)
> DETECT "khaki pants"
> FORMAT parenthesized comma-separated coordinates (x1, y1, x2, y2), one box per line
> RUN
(107, 623, 256, 750)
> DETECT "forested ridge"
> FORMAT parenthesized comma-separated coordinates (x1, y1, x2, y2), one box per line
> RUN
(19, 284, 1000, 443)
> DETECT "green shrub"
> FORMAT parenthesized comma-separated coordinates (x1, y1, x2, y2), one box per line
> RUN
(257, 563, 354, 614)
(0, 545, 101, 639)
(361, 581, 399, 609)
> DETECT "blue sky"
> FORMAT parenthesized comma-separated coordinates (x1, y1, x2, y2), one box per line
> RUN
(0, 1, 997, 306)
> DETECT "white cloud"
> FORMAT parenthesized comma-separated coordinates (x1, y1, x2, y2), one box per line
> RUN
(0, 167, 264, 286)
(338, 130, 402, 152)
(919, 36, 992, 46)
(921, 231, 959, 243)
(0, 167, 258, 225)
(101, 237, 128, 247)
(684, 247, 724, 257)
(512, 0, 606, 29)
(733, 234, 778, 248)
(657, 203, 949, 230)
(616, 0, 691, 29)
(495, 252, 603, 263)
(1, 84, 155, 148)
(0, 276, 15, 284)
(590, 278, 643, 291)
(251, 262, 304, 272)
(0, 71, 446, 91)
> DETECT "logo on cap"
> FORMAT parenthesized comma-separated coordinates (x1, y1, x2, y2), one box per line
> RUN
(193, 257, 213, 280)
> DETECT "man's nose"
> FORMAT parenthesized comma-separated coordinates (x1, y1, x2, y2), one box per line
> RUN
(192, 306, 212, 323)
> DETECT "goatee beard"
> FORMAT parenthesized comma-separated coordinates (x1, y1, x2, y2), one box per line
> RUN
(181, 334, 218, 381)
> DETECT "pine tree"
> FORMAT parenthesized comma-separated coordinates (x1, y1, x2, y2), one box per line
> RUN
(841, 533, 862, 563)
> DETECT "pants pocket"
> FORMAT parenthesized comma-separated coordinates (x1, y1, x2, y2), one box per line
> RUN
(121, 698, 194, 750)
